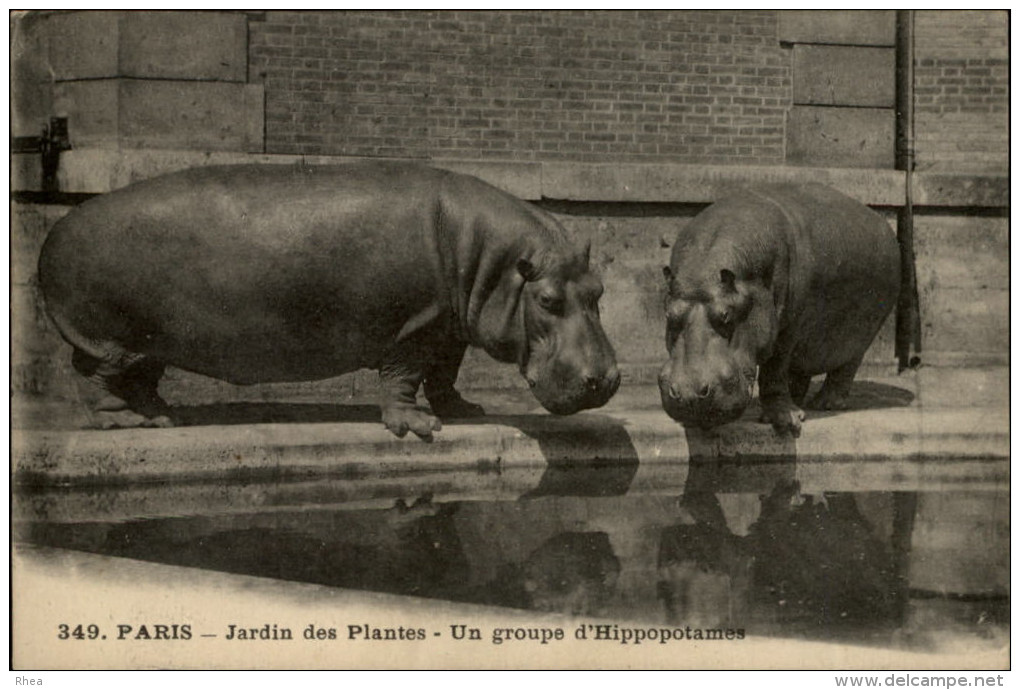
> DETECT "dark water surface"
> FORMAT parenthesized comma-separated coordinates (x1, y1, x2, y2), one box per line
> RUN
(14, 459, 1009, 655)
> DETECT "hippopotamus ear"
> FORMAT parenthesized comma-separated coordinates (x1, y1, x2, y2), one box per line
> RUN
(517, 258, 539, 282)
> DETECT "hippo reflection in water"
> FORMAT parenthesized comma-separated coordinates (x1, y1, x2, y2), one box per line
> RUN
(38, 162, 620, 439)
(658, 482, 900, 628)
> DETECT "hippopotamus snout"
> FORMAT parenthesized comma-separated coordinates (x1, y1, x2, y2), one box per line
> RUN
(658, 359, 752, 429)
(580, 362, 622, 408)
(534, 359, 621, 416)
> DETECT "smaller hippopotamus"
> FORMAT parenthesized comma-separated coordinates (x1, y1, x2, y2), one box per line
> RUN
(659, 184, 900, 435)
(38, 163, 620, 439)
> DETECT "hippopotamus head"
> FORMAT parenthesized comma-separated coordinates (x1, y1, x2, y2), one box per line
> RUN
(658, 265, 777, 428)
(507, 243, 620, 415)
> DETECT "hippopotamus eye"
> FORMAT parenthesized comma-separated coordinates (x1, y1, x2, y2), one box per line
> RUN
(538, 293, 565, 314)
(711, 307, 736, 340)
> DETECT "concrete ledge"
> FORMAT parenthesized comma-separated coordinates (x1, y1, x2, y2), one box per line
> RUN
(11, 150, 544, 200)
(13, 150, 1008, 209)
(13, 404, 1008, 489)
(14, 150, 904, 206)
(913, 172, 1010, 208)
(12, 372, 1009, 545)
(541, 161, 905, 206)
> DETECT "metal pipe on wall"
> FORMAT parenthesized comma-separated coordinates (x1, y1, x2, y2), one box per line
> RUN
(895, 9, 922, 371)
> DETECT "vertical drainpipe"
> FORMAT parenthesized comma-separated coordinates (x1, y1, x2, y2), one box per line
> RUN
(895, 10, 921, 371)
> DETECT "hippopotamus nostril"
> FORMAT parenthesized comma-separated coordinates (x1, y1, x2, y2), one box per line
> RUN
(668, 383, 683, 400)
(696, 384, 712, 399)
(605, 367, 621, 394)
(607, 364, 620, 381)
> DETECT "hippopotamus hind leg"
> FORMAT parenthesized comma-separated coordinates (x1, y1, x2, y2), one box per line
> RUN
(805, 356, 861, 411)
(423, 343, 485, 419)
(70, 347, 173, 429)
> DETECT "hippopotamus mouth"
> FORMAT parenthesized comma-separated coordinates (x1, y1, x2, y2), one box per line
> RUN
(658, 367, 755, 430)
(658, 394, 747, 430)
(528, 367, 621, 416)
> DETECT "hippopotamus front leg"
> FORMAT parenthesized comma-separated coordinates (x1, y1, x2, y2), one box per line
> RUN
(378, 344, 443, 440)
(758, 354, 806, 437)
(788, 372, 813, 407)
(423, 343, 485, 419)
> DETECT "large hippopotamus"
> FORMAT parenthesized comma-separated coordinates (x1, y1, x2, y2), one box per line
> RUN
(659, 184, 900, 435)
(39, 162, 620, 439)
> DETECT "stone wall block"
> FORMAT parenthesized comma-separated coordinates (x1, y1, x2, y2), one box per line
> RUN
(120, 81, 257, 151)
(47, 11, 120, 81)
(49, 11, 247, 82)
(793, 45, 895, 107)
(52, 80, 120, 149)
(120, 11, 248, 81)
(778, 10, 896, 46)
(11, 11, 55, 138)
(787, 106, 895, 169)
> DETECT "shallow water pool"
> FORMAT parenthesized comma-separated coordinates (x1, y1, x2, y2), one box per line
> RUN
(13, 456, 1009, 657)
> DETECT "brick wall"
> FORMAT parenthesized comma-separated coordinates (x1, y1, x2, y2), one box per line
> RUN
(913, 11, 1008, 173)
(249, 10, 791, 163)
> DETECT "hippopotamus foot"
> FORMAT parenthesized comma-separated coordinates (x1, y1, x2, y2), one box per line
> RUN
(387, 495, 440, 535)
(71, 348, 173, 429)
(88, 385, 174, 428)
(759, 398, 805, 437)
(804, 360, 860, 411)
(806, 387, 851, 411)
(94, 408, 174, 430)
(422, 343, 485, 419)
(427, 390, 486, 419)
(758, 359, 805, 436)
(379, 347, 446, 440)
(381, 402, 442, 441)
